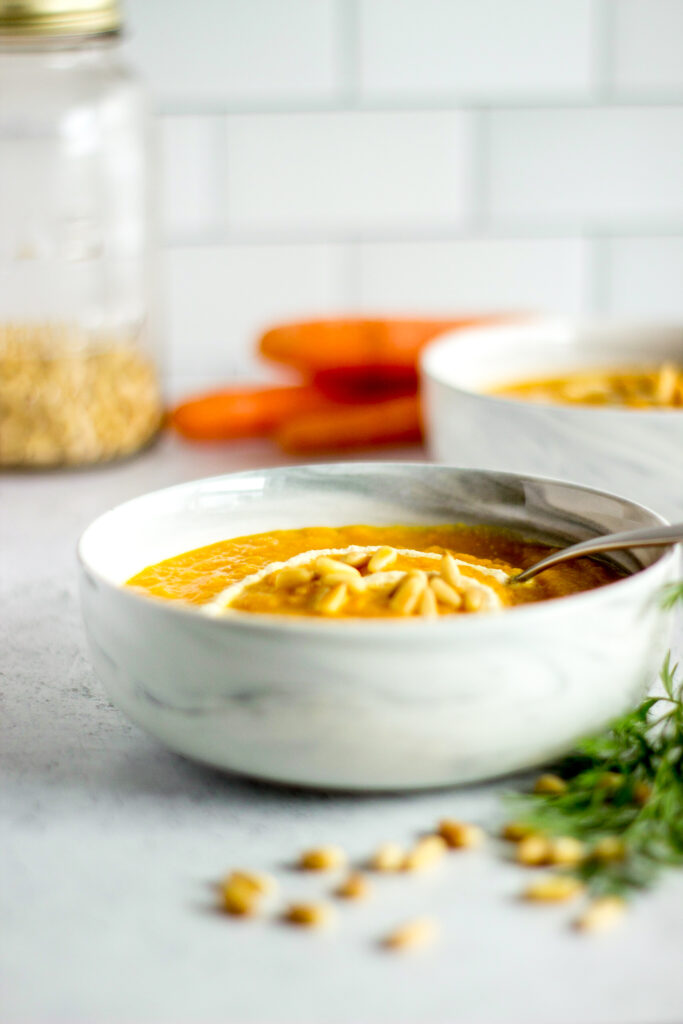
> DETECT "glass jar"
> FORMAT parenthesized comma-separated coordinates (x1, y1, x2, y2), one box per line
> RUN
(0, 0, 162, 467)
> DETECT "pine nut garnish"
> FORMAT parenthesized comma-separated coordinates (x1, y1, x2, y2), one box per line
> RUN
(299, 845, 348, 871)
(438, 819, 484, 849)
(418, 586, 438, 617)
(516, 834, 552, 866)
(574, 896, 626, 932)
(429, 576, 463, 609)
(314, 556, 361, 577)
(440, 553, 462, 589)
(390, 574, 425, 615)
(523, 875, 584, 903)
(407, 569, 428, 584)
(284, 902, 335, 928)
(367, 546, 397, 573)
(463, 587, 485, 612)
(548, 836, 585, 866)
(274, 567, 313, 590)
(370, 842, 406, 872)
(403, 834, 448, 872)
(315, 583, 348, 615)
(320, 570, 366, 593)
(335, 872, 371, 901)
(534, 773, 568, 795)
(339, 550, 370, 568)
(383, 916, 438, 952)
(656, 362, 679, 404)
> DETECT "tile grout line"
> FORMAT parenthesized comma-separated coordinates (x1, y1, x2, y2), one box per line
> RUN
(469, 108, 490, 233)
(587, 233, 612, 315)
(156, 95, 683, 119)
(162, 224, 683, 250)
(591, 0, 616, 103)
(337, 0, 361, 109)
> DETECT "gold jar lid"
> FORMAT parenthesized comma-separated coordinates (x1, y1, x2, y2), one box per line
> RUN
(0, 0, 121, 36)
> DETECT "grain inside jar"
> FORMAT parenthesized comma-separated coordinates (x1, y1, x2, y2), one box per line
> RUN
(0, 323, 163, 467)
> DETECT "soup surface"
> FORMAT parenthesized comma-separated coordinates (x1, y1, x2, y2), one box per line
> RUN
(127, 524, 623, 619)
(493, 363, 683, 408)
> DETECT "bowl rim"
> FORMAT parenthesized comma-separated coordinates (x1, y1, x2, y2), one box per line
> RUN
(77, 462, 678, 637)
(421, 316, 683, 418)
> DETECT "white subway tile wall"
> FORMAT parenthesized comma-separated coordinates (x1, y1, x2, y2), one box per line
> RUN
(488, 108, 683, 227)
(124, 0, 683, 390)
(127, 0, 344, 105)
(224, 112, 475, 234)
(358, 0, 596, 101)
(605, 237, 683, 317)
(164, 244, 350, 395)
(612, 0, 683, 95)
(357, 239, 590, 315)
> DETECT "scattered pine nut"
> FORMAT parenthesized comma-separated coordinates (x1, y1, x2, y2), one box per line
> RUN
(534, 773, 568, 796)
(219, 871, 275, 916)
(429, 576, 463, 609)
(592, 836, 626, 863)
(383, 916, 439, 952)
(299, 845, 348, 871)
(403, 834, 448, 872)
(219, 878, 257, 916)
(516, 834, 552, 866)
(370, 842, 406, 872)
(597, 771, 623, 792)
(523, 875, 584, 903)
(418, 586, 438, 618)
(438, 819, 485, 849)
(390, 574, 425, 615)
(574, 896, 626, 933)
(316, 583, 348, 615)
(335, 872, 371, 901)
(274, 567, 313, 590)
(367, 546, 397, 573)
(228, 870, 277, 896)
(285, 902, 335, 928)
(633, 781, 652, 805)
(502, 821, 538, 842)
(548, 836, 585, 866)
(440, 553, 462, 589)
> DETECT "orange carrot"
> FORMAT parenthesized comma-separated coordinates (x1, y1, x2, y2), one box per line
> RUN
(169, 384, 330, 441)
(275, 395, 422, 454)
(259, 316, 510, 374)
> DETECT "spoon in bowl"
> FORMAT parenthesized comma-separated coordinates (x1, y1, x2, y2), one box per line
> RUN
(512, 522, 683, 584)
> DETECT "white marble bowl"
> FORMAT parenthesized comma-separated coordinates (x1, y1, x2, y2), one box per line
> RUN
(78, 463, 677, 791)
(422, 319, 683, 522)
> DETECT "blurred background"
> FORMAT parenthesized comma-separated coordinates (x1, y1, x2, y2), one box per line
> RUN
(121, 0, 683, 399)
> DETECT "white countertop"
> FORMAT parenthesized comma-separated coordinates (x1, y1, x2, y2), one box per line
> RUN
(3, 436, 683, 1024)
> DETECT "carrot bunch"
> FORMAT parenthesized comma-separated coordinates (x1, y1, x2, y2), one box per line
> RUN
(169, 316, 504, 454)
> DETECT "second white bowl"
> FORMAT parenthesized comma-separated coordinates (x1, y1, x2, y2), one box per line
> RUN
(422, 319, 683, 522)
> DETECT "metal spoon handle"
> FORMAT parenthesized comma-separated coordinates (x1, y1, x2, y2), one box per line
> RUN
(513, 522, 683, 583)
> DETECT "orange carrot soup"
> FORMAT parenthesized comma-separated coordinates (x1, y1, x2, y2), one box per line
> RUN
(127, 524, 622, 619)
(492, 363, 683, 409)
